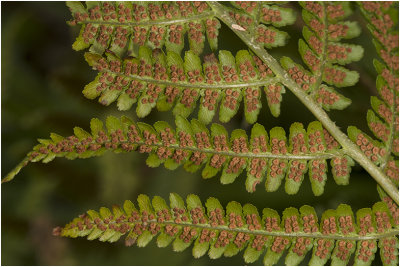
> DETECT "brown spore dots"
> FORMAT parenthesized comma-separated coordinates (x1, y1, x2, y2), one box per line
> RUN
(261, 6, 282, 23)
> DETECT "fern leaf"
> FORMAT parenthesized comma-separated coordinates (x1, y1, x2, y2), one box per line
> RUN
(54, 193, 399, 265)
(4, 115, 355, 196)
(67, 2, 296, 57)
(279, 2, 363, 113)
(348, 2, 399, 187)
(81, 47, 290, 124)
(67, 1, 216, 56)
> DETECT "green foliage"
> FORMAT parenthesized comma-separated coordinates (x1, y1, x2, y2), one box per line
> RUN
(56, 193, 399, 266)
(280, 2, 364, 113)
(67, 1, 296, 58)
(81, 47, 285, 124)
(349, 2, 399, 188)
(4, 115, 355, 196)
(67, 1, 217, 56)
(68, 1, 299, 124)
(3, 1, 399, 265)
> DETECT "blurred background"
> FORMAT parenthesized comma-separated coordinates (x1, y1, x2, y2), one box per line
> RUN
(2, 2, 385, 265)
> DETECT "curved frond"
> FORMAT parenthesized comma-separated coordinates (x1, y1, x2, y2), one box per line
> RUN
(4, 115, 354, 195)
(67, 1, 217, 56)
(55, 193, 399, 265)
(348, 2, 399, 187)
(279, 2, 363, 112)
(82, 47, 286, 124)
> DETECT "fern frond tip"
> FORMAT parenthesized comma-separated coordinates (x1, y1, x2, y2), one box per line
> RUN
(2, 157, 30, 183)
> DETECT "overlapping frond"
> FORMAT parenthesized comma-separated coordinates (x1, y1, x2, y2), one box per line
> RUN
(67, 1, 218, 56)
(4, 115, 355, 196)
(348, 2, 399, 187)
(227, 1, 296, 49)
(280, 2, 364, 112)
(55, 193, 399, 266)
(67, 2, 296, 58)
(83, 47, 285, 124)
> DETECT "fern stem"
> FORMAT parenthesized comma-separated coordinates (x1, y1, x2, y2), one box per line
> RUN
(90, 217, 399, 241)
(75, 12, 215, 27)
(119, 141, 341, 160)
(101, 69, 280, 89)
(170, 221, 399, 241)
(312, 2, 328, 95)
(382, 79, 398, 169)
(208, 1, 399, 204)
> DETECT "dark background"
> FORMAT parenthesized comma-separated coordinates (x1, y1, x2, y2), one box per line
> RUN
(2, 2, 384, 265)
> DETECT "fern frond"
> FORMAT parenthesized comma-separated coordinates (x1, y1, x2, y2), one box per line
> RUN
(55, 193, 399, 265)
(67, 2, 296, 58)
(348, 2, 399, 187)
(82, 47, 287, 124)
(4, 115, 355, 196)
(279, 2, 363, 113)
(67, 1, 217, 56)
